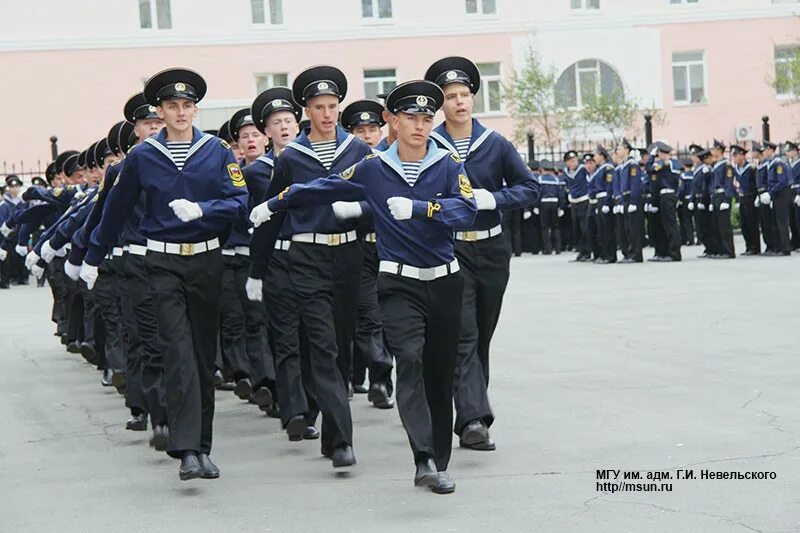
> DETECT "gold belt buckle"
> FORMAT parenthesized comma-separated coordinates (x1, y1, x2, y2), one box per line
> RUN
(179, 243, 195, 256)
(327, 234, 341, 246)
(463, 231, 478, 241)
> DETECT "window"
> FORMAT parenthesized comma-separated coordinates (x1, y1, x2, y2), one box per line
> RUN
(672, 51, 706, 104)
(775, 47, 800, 97)
(255, 72, 289, 93)
(555, 59, 623, 109)
(466, 0, 497, 15)
(363, 69, 397, 100)
(139, 0, 172, 29)
(570, 0, 600, 9)
(669, 0, 698, 3)
(473, 63, 503, 114)
(362, 0, 392, 19)
(251, 0, 283, 24)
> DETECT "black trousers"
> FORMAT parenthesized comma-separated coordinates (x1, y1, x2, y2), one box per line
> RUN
(571, 200, 590, 258)
(598, 208, 617, 262)
(539, 203, 560, 254)
(285, 242, 355, 450)
(93, 259, 126, 373)
(739, 193, 761, 254)
(758, 199, 777, 252)
(521, 211, 540, 254)
(0, 247, 25, 285)
(501, 209, 523, 256)
(678, 199, 695, 245)
(379, 272, 462, 471)
(623, 200, 645, 262)
(705, 200, 722, 255)
(773, 188, 792, 253)
(352, 240, 394, 391)
(586, 203, 601, 259)
(453, 235, 508, 434)
(332, 244, 363, 395)
(48, 256, 69, 334)
(65, 278, 85, 343)
(145, 250, 223, 457)
(615, 210, 628, 259)
(658, 192, 682, 260)
(713, 194, 735, 257)
(693, 202, 705, 249)
(790, 190, 800, 250)
(219, 256, 252, 381)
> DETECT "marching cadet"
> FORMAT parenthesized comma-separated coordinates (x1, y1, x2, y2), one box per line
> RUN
(706, 143, 736, 259)
(247, 65, 369, 467)
(0, 175, 27, 289)
(592, 146, 617, 264)
(534, 160, 564, 255)
(760, 141, 792, 256)
(692, 147, 716, 257)
(250, 79, 477, 494)
(646, 142, 682, 262)
(612, 139, 632, 262)
(618, 142, 645, 263)
(785, 141, 800, 250)
(425, 56, 539, 450)
(81, 68, 248, 480)
(753, 142, 776, 254)
(582, 152, 601, 260)
(730, 145, 759, 255)
(338, 99, 395, 406)
(562, 150, 592, 262)
(677, 159, 695, 245)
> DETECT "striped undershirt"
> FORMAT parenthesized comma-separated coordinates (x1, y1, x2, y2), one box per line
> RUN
(401, 160, 423, 186)
(311, 140, 337, 170)
(453, 138, 470, 160)
(166, 141, 191, 170)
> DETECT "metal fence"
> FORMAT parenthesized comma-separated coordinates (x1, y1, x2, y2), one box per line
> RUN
(1, 160, 49, 185)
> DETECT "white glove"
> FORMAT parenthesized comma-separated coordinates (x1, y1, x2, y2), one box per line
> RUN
(755, 197, 761, 208)
(760, 192, 771, 205)
(794, 196, 800, 207)
(687, 202, 695, 211)
(473, 189, 497, 211)
(708, 204, 714, 212)
(628, 204, 638, 214)
(533, 207, 540, 215)
(168, 199, 203, 223)
(720, 202, 730, 211)
(24, 251, 39, 270)
(651, 206, 659, 213)
(557, 208, 564, 217)
(54, 245, 68, 258)
(74, 190, 86, 200)
(0, 248, 6, 261)
(698, 203, 706, 211)
(644, 203, 651, 213)
(41, 240, 57, 263)
(387, 197, 413, 220)
(245, 277, 263, 302)
(0, 223, 10, 237)
(523, 210, 532, 220)
(249, 201, 274, 227)
(79, 262, 99, 290)
(601, 205, 610, 214)
(64, 261, 82, 281)
(331, 201, 363, 221)
(15, 244, 28, 257)
(30, 264, 44, 280)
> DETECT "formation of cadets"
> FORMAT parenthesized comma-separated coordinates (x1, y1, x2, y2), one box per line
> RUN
(515, 138, 800, 262)
(0, 58, 542, 495)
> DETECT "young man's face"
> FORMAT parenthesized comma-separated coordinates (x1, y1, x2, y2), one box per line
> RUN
(657, 151, 671, 161)
(264, 111, 299, 151)
(787, 149, 798, 160)
(615, 146, 629, 160)
(691, 155, 701, 166)
(733, 153, 746, 166)
(565, 157, 578, 171)
(382, 110, 397, 137)
(584, 159, 597, 173)
(68, 169, 85, 185)
(135, 117, 165, 141)
(51, 175, 64, 188)
(237, 125, 267, 161)
(441, 83, 473, 126)
(305, 95, 339, 136)
(6, 183, 20, 198)
(352, 124, 382, 148)
(156, 98, 197, 134)
(763, 148, 774, 159)
(391, 112, 434, 151)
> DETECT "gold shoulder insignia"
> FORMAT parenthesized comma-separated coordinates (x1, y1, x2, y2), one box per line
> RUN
(458, 173, 474, 199)
(227, 163, 246, 187)
(53, 187, 63, 197)
(220, 139, 231, 150)
(450, 153, 462, 163)
(341, 164, 356, 180)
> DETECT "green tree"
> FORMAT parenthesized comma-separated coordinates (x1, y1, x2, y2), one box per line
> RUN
(578, 88, 639, 143)
(773, 46, 800, 100)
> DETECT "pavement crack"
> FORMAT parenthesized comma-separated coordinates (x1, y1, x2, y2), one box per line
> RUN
(77, 404, 116, 443)
(740, 391, 763, 409)
(740, 391, 793, 434)
(13, 341, 41, 368)
(672, 445, 800, 470)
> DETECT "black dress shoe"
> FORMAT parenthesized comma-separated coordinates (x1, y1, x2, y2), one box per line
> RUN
(620, 258, 636, 264)
(111, 371, 127, 394)
(460, 420, 496, 451)
(261, 403, 281, 418)
(303, 426, 320, 440)
(60, 334, 70, 346)
(67, 341, 81, 354)
(286, 415, 306, 441)
(213, 369, 223, 388)
(233, 378, 252, 400)
(367, 383, 395, 409)
(219, 380, 236, 391)
(80, 342, 97, 364)
(331, 445, 356, 468)
(179, 452, 202, 481)
(431, 471, 456, 494)
(197, 453, 220, 479)
(414, 458, 438, 488)
(252, 387, 273, 410)
(101, 369, 114, 387)
(126, 413, 148, 431)
(352, 384, 369, 394)
(321, 445, 332, 458)
(149, 425, 169, 451)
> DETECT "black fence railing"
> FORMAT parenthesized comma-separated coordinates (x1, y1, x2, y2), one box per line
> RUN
(1, 160, 49, 184)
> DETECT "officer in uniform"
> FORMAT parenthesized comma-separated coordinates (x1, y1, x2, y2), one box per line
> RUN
(0, 175, 26, 288)
(646, 142, 682, 261)
(425, 56, 539, 450)
(562, 150, 591, 261)
(618, 143, 644, 263)
(81, 68, 248, 480)
(250, 79, 477, 494)
(582, 152, 601, 260)
(591, 146, 617, 263)
(760, 141, 792, 256)
(677, 159, 695, 245)
(534, 160, 563, 254)
(732, 145, 760, 255)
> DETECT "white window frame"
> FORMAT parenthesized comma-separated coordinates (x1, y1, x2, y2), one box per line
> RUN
(669, 0, 699, 4)
(254, 72, 290, 93)
(361, 0, 393, 24)
(363, 68, 397, 101)
(473, 62, 504, 117)
(774, 46, 800, 100)
(569, 0, 600, 11)
(250, 0, 284, 27)
(139, 0, 172, 30)
(465, 0, 498, 18)
(672, 51, 707, 106)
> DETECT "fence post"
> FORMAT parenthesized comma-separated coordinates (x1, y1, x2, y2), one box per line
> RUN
(761, 116, 770, 142)
(50, 136, 59, 161)
(526, 133, 535, 162)
(644, 114, 653, 147)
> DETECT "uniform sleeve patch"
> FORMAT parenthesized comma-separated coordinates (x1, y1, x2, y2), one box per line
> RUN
(605, 173, 613, 183)
(630, 166, 638, 176)
(458, 173, 474, 199)
(777, 165, 783, 175)
(341, 164, 356, 180)
(228, 163, 246, 187)
(726, 168, 733, 178)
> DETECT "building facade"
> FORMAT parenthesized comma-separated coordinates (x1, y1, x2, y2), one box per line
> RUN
(1, 0, 799, 171)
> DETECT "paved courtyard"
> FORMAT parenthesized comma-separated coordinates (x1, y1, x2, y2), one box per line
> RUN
(1, 236, 798, 532)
